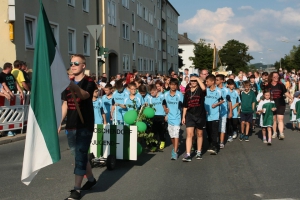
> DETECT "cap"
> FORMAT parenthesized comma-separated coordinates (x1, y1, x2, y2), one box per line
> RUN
(294, 91, 300, 97)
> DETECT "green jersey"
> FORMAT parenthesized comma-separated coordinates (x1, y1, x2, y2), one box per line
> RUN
(257, 99, 275, 127)
(240, 90, 256, 113)
(291, 98, 300, 120)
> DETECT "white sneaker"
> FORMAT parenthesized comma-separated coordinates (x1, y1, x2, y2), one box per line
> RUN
(232, 132, 237, 139)
(279, 134, 285, 140)
(272, 132, 277, 138)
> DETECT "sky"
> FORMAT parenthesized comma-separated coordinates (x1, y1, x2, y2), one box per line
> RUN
(170, 0, 300, 65)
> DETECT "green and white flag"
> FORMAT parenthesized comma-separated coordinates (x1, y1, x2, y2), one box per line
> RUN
(90, 125, 138, 160)
(21, 3, 70, 185)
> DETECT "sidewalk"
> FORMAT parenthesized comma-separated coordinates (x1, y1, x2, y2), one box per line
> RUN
(0, 124, 66, 145)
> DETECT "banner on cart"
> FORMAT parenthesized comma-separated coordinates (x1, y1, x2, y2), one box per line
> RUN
(90, 125, 138, 161)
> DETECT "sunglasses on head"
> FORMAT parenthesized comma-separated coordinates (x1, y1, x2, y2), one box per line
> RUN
(70, 61, 83, 66)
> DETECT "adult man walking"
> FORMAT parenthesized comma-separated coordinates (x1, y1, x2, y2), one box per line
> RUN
(11, 60, 30, 91)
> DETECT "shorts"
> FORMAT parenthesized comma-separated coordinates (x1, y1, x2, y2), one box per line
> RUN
(219, 116, 227, 133)
(297, 118, 300, 123)
(168, 124, 180, 138)
(240, 112, 253, 123)
(185, 112, 206, 130)
(66, 128, 93, 176)
(273, 105, 285, 115)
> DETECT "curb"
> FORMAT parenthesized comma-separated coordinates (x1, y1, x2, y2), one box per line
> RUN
(0, 135, 27, 145)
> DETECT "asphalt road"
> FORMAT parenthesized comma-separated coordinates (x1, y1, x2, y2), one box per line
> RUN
(1, 112, 300, 200)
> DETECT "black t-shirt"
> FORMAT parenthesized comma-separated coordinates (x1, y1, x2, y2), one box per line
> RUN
(265, 82, 287, 106)
(61, 76, 97, 132)
(0, 72, 17, 92)
(183, 86, 206, 117)
(21, 70, 30, 84)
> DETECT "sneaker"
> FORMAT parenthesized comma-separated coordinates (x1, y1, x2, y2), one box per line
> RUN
(279, 134, 285, 140)
(210, 147, 218, 155)
(267, 140, 272, 145)
(239, 133, 244, 141)
(196, 151, 202, 160)
(272, 132, 277, 139)
(263, 139, 267, 144)
(232, 132, 237, 139)
(244, 135, 249, 142)
(227, 136, 233, 142)
(171, 152, 178, 160)
(220, 143, 225, 149)
(159, 141, 165, 150)
(182, 154, 192, 162)
(81, 178, 97, 190)
(7, 131, 14, 137)
(67, 190, 81, 200)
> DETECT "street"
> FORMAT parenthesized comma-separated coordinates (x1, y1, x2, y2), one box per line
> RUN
(1, 112, 300, 200)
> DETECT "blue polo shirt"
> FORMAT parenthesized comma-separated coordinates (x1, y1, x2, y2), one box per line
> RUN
(229, 89, 240, 118)
(204, 87, 223, 121)
(112, 90, 129, 121)
(219, 87, 231, 118)
(124, 95, 142, 111)
(163, 90, 183, 126)
(102, 94, 113, 124)
(137, 93, 151, 105)
(148, 92, 166, 116)
(93, 98, 104, 124)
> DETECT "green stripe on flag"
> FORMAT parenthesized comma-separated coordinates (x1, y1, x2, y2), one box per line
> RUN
(110, 125, 117, 157)
(97, 124, 103, 157)
(123, 125, 130, 160)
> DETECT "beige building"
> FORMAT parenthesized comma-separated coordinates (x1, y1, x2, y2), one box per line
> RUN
(0, 0, 179, 77)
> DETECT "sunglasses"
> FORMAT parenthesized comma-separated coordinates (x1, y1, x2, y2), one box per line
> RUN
(190, 80, 197, 82)
(70, 62, 84, 66)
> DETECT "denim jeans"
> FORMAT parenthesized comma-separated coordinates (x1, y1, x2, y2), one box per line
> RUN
(66, 128, 93, 176)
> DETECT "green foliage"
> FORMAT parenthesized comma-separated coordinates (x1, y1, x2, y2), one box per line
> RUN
(274, 45, 300, 71)
(219, 39, 254, 74)
(189, 39, 213, 70)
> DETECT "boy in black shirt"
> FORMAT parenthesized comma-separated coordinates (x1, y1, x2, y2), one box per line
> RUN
(61, 54, 97, 200)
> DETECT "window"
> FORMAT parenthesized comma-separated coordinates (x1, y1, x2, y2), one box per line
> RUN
(150, 36, 154, 48)
(158, 61, 162, 72)
(132, 13, 135, 31)
(68, 28, 76, 54)
(68, 0, 75, 7)
(148, 12, 153, 24)
(138, 58, 143, 72)
(24, 15, 36, 49)
(132, 42, 136, 60)
(158, 39, 161, 51)
(157, 0, 161, 9)
(143, 59, 146, 71)
(122, 0, 129, 9)
(144, 33, 148, 47)
(144, 8, 148, 21)
(137, 1, 143, 17)
(83, 32, 90, 56)
(83, 0, 89, 12)
(122, 22, 129, 40)
(138, 30, 143, 44)
(157, 19, 161, 30)
(50, 22, 59, 47)
(123, 55, 130, 72)
(108, 0, 116, 26)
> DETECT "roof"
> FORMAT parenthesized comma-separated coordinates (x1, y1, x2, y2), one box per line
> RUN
(166, 0, 180, 16)
(178, 33, 195, 45)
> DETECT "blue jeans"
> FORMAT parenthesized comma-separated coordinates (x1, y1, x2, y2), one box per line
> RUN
(66, 128, 93, 176)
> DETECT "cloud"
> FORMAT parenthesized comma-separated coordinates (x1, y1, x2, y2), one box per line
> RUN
(179, 6, 300, 63)
(238, 6, 254, 10)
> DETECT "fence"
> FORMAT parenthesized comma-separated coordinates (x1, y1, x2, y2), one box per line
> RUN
(0, 92, 30, 133)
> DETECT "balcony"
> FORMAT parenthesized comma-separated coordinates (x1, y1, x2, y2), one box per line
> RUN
(163, 51, 166, 60)
(162, 11, 166, 21)
(162, 31, 166, 41)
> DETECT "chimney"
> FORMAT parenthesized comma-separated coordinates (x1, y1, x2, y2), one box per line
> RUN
(183, 32, 188, 38)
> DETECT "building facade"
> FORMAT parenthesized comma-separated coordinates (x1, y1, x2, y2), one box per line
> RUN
(0, 0, 179, 77)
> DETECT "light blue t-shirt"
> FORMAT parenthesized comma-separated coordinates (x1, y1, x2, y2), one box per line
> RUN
(124, 95, 142, 111)
(219, 87, 231, 118)
(137, 93, 151, 105)
(229, 89, 240, 118)
(148, 93, 166, 116)
(93, 98, 104, 124)
(102, 94, 113, 124)
(204, 87, 223, 121)
(124, 88, 130, 96)
(112, 90, 129, 121)
(163, 90, 183, 126)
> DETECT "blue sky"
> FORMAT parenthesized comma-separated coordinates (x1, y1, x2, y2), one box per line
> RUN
(170, 0, 300, 65)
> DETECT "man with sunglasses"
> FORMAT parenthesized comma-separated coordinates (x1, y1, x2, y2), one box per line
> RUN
(182, 74, 206, 161)
(61, 54, 97, 200)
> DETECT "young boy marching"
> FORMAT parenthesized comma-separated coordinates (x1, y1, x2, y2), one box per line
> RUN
(124, 82, 142, 111)
(102, 84, 113, 124)
(93, 88, 107, 125)
(61, 54, 97, 200)
(182, 74, 206, 161)
(204, 75, 224, 155)
(163, 78, 183, 160)
(239, 81, 256, 142)
(111, 79, 129, 125)
(216, 74, 232, 149)
(226, 79, 240, 141)
(291, 91, 300, 131)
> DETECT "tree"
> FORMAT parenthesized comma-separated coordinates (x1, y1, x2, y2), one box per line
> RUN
(219, 39, 254, 74)
(189, 39, 213, 70)
(293, 45, 300, 69)
(274, 45, 300, 71)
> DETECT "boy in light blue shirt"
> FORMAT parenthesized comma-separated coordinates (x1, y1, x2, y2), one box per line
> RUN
(124, 82, 142, 111)
(204, 75, 224, 155)
(102, 83, 113, 124)
(111, 79, 129, 125)
(92, 89, 106, 124)
(162, 78, 183, 160)
(136, 84, 151, 105)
